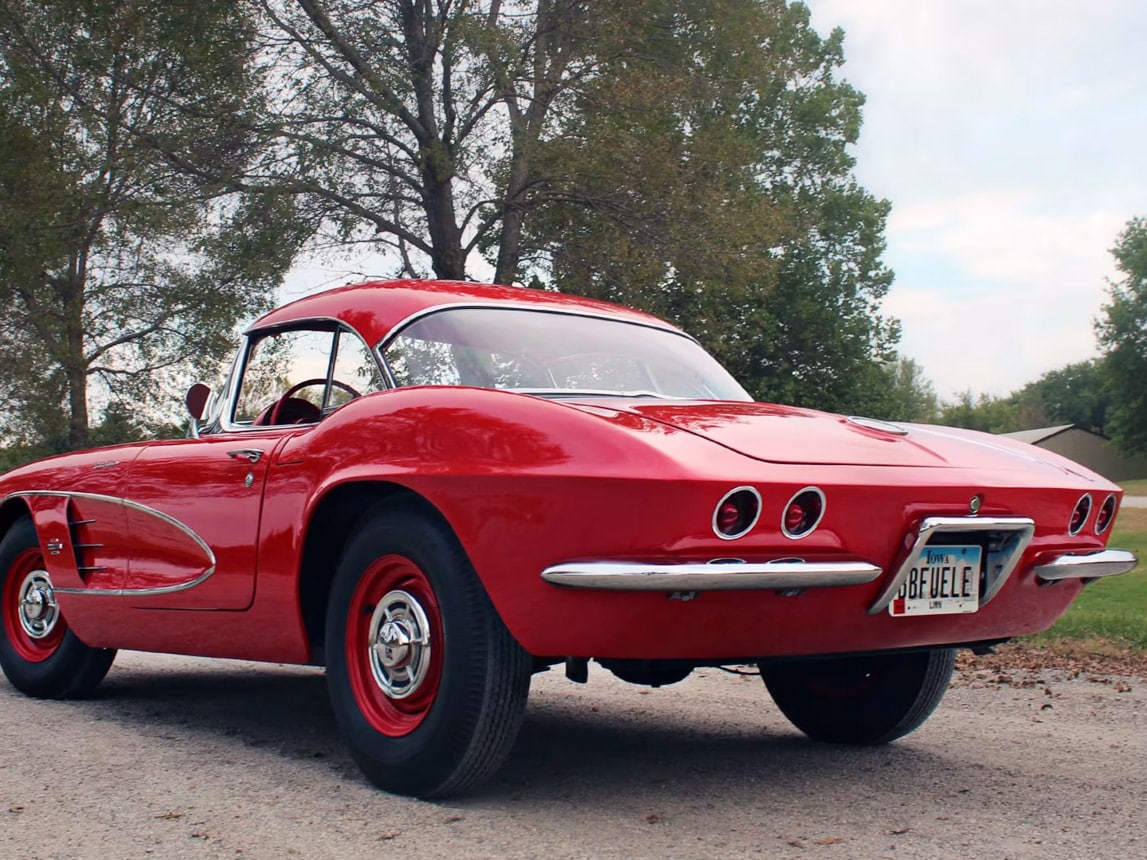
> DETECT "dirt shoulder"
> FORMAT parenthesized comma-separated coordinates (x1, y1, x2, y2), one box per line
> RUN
(955, 639, 1147, 686)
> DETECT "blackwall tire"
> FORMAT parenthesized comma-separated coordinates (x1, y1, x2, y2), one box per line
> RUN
(325, 505, 532, 798)
(760, 648, 956, 745)
(0, 517, 116, 699)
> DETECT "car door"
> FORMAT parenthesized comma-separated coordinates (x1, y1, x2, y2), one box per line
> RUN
(121, 325, 353, 610)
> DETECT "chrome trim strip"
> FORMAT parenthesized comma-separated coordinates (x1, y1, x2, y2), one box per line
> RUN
(541, 559, 882, 591)
(8, 490, 218, 597)
(379, 302, 688, 351)
(868, 516, 1036, 615)
(1034, 549, 1138, 581)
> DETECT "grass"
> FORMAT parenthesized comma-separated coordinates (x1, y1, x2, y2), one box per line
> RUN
(1119, 478, 1147, 496)
(1028, 506, 1147, 651)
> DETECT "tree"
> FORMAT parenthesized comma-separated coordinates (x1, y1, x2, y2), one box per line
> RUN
(1011, 360, 1109, 434)
(245, 0, 898, 412)
(938, 390, 1021, 434)
(871, 357, 939, 423)
(1097, 216, 1147, 454)
(244, 0, 623, 283)
(0, 0, 305, 450)
(518, 0, 899, 412)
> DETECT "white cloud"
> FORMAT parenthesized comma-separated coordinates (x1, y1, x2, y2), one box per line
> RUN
(804, 0, 1147, 398)
(890, 194, 1124, 287)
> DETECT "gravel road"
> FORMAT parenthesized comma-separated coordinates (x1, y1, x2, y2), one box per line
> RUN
(1, 651, 1143, 860)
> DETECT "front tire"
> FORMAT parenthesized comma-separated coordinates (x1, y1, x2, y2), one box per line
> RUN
(0, 517, 116, 698)
(760, 648, 956, 745)
(325, 505, 532, 798)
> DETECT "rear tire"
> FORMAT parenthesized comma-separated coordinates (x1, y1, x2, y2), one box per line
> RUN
(760, 648, 956, 745)
(0, 517, 116, 698)
(325, 505, 531, 798)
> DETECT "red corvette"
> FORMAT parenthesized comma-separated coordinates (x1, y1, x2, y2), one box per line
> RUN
(0, 280, 1137, 797)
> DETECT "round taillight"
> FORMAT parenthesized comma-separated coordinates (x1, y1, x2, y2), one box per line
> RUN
(782, 487, 825, 539)
(1095, 494, 1117, 535)
(1069, 494, 1092, 536)
(712, 487, 761, 540)
(784, 503, 805, 533)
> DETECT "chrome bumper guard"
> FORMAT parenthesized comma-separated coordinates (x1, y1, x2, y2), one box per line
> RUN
(868, 516, 1036, 615)
(540, 559, 882, 592)
(1034, 549, 1138, 581)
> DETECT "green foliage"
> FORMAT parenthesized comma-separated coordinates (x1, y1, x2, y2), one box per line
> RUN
(523, 0, 898, 413)
(938, 391, 1021, 433)
(1011, 360, 1109, 433)
(0, 0, 305, 450)
(1097, 217, 1147, 455)
(868, 357, 939, 423)
(936, 359, 1109, 435)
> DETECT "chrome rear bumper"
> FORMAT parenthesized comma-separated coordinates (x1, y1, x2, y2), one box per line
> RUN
(540, 559, 882, 592)
(1034, 549, 1138, 581)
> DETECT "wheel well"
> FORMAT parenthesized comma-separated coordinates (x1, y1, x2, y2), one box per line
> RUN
(298, 481, 447, 666)
(0, 498, 32, 545)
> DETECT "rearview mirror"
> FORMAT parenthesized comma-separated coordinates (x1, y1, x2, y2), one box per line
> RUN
(185, 382, 213, 420)
(185, 383, 213, 438)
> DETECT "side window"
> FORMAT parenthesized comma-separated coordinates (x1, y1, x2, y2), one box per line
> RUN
(233, 329, 336, 425)
(232, 327, 383, 426)
(329, 331, 384, 409)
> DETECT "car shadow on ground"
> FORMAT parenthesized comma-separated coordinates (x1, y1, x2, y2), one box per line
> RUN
(74, 658, 956, 808)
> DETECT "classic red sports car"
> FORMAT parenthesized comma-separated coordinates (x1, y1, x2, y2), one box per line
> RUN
(0, 280, 1137, 797)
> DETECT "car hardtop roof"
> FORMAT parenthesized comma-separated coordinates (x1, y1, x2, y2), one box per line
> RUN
(251, 279, 677, 345)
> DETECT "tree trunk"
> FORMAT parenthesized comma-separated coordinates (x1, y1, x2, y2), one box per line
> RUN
(495, 146, 530, 285)
(65, 360, 89, 451)
(422, 157, 466, 280)
(61, 265, 89, 450)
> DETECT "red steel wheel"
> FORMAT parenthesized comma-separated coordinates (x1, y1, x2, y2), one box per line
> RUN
(325, 503, 532, 798)
(2, 547, 65, 663)
(345, 554, 444, 736)
(0, 517, 116, 699)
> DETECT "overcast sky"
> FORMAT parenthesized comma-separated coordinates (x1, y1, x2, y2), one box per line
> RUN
(805, 0, 1147, 398)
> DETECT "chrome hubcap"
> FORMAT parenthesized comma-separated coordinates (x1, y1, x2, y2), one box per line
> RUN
(368, 590, 432, 700)
(17, 570, 60, 639)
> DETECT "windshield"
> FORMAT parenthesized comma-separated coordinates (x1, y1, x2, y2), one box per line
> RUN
(381, 307, 751, 401)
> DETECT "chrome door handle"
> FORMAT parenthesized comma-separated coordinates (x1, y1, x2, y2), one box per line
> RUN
(227, 448, 264, 464)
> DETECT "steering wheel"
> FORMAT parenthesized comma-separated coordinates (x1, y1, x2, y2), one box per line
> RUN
(267, 378, 362, 426)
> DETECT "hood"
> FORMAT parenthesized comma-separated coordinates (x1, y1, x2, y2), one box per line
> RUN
(565, 399, 1093, 476)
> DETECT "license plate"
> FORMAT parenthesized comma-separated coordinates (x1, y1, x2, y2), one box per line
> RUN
(889, 545, 981, 617)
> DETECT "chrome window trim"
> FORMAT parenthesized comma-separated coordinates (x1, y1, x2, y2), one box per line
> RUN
(378, 302, 690, 351)
(868, 515, 1036, 615)
(8, 491, 217, 597)
(541, 559, 882, 591)
(220, 317, 387, 434)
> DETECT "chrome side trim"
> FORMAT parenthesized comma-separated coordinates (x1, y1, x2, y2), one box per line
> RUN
(868, 516, 1036, 615)
(1034, 549, 1138, 581)
(541, 559, 882, 591)
(8, 490, 217, 597)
